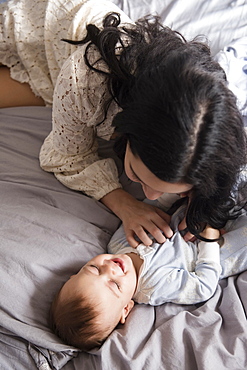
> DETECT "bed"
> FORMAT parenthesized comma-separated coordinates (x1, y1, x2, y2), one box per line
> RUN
(0, 1, 247, 369)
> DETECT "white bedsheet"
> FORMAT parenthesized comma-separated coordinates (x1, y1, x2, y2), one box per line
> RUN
(112, 0, 247, 56)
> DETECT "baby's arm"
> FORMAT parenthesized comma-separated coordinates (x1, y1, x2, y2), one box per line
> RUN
(152, 239, 222, 306)
(178, 226, 222, 303)
(199, 224, 221, 241)
(148, 226, 222, 306)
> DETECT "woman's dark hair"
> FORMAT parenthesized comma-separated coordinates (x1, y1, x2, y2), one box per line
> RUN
(63, 13, 247, 236)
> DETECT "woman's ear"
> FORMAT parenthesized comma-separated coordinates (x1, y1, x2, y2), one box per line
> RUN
(119, 300, 135, 324)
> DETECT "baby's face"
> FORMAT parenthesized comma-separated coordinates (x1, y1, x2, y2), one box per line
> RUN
(60, 254, 137, 325)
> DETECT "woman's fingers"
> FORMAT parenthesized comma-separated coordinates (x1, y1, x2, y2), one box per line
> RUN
(109, 195, 174, 248)
(178, 217, 187, 232)
(154, 208, 173, 238)
(125, 228, 153, 248)
(124, 210, 173, 248)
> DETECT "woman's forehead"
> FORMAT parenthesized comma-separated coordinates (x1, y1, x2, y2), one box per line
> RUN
(126, 144, 192, 194)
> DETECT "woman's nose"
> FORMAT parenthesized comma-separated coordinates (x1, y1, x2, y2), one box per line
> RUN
(142, 184, 163, 200)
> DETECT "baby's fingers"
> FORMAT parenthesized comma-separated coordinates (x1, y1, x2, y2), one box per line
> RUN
(183, 231, 197, 242)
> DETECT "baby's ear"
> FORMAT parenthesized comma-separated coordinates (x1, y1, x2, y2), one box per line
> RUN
(119, 300, 135, 324)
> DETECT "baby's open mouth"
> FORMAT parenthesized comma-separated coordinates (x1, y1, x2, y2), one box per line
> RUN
(112, 258, 125, 273)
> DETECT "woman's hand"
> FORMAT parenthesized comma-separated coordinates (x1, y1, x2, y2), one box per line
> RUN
(101, 189, 173, 247)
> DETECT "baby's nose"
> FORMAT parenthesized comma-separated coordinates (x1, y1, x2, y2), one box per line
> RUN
(103, 260, 117, 274)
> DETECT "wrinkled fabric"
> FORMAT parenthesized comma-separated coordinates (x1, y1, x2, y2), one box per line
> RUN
(215, 36, 247, 116)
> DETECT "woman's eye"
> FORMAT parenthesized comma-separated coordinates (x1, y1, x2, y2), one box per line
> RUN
(132, 175, 141, 183)
(129, 170, 141, 183)
(131, 174, 138, 181)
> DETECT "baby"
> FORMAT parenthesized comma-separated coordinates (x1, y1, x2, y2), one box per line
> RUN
(50, 204, 247, 352)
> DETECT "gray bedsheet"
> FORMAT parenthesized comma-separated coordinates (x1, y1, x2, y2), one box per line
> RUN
(0, 107, 247, 370)
(1, 1, 247, 369)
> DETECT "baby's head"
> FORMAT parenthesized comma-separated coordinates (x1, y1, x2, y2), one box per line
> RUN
(51, 253, 137, 351)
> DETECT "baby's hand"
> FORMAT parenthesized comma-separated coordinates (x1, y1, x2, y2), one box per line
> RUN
(199, 225, 221, 241)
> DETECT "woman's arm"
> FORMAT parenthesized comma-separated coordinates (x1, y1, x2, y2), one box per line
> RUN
(40, 48, 122, 200)
(40, 49, 173, 246)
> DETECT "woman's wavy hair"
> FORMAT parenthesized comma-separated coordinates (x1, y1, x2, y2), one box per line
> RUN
(63, 13, 247, 236)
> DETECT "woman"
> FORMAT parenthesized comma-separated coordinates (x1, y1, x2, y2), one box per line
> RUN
(1, 0, 246, 247)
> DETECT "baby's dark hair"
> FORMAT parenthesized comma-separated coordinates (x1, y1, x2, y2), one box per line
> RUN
(50, 291, 114, 351)
(64, 13, 247, 236)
